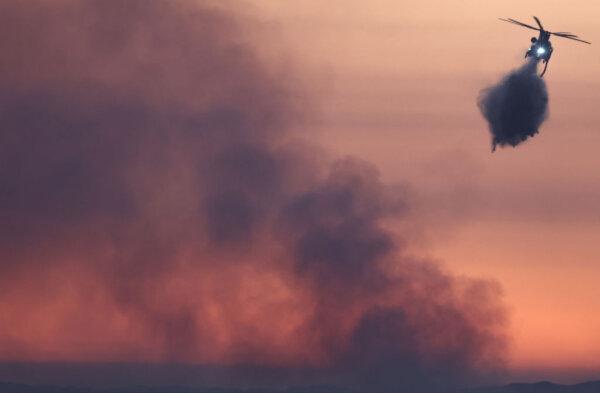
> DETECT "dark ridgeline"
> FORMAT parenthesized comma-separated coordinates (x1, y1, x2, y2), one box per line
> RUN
(469, 380, 600, 393)
(1, 380, 600, 393)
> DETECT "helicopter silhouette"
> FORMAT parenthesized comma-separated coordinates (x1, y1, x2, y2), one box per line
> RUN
(499, 16, 590, 77)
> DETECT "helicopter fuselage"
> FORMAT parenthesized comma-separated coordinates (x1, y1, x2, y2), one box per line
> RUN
(500, 16, 590, 77)
(526, 30, 553, 62)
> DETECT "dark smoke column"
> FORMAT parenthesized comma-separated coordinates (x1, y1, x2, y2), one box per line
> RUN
(478, 59, 549, 151)
(0, 1, 508, 392)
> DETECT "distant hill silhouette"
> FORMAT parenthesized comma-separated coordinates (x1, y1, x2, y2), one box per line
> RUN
(1, 381, 600, 393)
(468, 380, 600, 393)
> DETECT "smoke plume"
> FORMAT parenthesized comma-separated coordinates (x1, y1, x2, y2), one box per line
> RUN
(0, 1, 507, 391)
(478, 59, 549, 151)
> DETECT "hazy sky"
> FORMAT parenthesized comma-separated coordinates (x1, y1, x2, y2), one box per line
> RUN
(1, 0, 599, 388)
(248, 0, 600, 379)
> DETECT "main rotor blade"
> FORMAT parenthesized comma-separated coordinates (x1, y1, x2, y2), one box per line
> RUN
(552, 33, 591, 44)
(499, 18, 540, 31)
(553, 33, 580, 39)
(533, 16, 544, 30)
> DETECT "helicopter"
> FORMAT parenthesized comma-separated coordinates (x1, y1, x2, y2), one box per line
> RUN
(499, 16, 591, 77)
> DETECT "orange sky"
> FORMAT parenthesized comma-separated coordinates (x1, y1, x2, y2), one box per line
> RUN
(0, 1, 598, 387)
(248, 0, 600, 378)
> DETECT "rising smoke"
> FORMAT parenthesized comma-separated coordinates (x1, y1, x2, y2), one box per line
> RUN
(0, 1, 507, 391)
(479, 59, 549, 151)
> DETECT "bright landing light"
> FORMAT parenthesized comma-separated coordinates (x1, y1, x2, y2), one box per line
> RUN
(537, 47, 546, 55)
